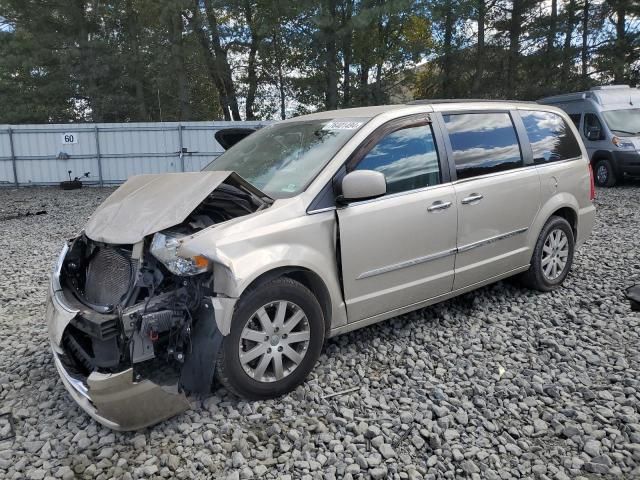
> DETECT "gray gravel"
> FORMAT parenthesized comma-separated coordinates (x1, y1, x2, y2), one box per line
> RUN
(0, 183, 639, 479)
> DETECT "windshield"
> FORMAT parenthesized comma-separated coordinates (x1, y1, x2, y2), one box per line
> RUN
(204, 118, 368, 198)
(601, 109, 640, 136)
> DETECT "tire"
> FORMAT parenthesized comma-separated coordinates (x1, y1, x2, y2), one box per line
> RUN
(593, 159, 616, 187)
(216, 277, 325, 400)
(59, 180, 82, 190)
(521, 216, 575, 292)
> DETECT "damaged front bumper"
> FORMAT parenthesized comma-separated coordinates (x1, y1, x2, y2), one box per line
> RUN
(47, 281, 190, 431)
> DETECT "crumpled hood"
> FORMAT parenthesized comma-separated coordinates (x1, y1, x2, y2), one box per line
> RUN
(85, 171, 268, 244)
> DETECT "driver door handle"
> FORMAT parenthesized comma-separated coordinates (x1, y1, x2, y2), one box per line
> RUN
(427, 200, 452, 212)
(461, 193, 484, 205)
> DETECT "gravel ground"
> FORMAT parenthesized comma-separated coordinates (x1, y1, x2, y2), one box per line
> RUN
(0, 183, 639, 480)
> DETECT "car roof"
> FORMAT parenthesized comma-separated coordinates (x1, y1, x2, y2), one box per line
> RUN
(280, 99, 560, 123)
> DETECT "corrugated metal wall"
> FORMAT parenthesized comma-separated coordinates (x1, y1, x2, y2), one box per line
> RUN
(0, 121, 270, 186)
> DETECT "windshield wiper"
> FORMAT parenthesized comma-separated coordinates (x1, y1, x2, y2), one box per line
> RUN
(611, 129, 637, 135)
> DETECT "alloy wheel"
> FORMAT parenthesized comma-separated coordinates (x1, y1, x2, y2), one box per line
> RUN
(238, 301, 310, 382)
(596, 164, 608, 185)
(541, 228, 569, 280)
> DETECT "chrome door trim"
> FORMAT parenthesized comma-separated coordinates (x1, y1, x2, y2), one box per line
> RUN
(356, 226, 529, 280)
(307, 206, 337, 215)
(427, 201, 452, 212)
(461, 193, 484, 204)
(457, 227, 528, 253)
(357, 248, 457, 280)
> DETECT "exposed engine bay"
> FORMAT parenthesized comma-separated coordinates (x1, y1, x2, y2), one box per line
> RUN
(56, 176, 270, 392)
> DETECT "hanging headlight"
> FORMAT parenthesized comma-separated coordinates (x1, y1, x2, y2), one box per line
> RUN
(150, 232, 210, 276)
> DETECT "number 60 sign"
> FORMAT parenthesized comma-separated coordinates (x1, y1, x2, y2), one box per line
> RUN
(61, 133, 78, 145)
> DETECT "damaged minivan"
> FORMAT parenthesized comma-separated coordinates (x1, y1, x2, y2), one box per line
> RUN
(47, 102, 596, 430)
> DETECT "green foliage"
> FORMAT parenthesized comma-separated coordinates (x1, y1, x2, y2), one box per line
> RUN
(0, 0, 637, 123)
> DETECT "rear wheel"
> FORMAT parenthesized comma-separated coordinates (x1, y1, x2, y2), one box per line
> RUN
(594, 159, 616, 187)
(521, 216, 575, 292)
(216, 277, 324, 400)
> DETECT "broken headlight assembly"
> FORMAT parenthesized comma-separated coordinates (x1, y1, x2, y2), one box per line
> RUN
(150, 232, 210, 276)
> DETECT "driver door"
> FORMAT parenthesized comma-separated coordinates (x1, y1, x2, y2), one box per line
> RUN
(337, 117, 458, 322)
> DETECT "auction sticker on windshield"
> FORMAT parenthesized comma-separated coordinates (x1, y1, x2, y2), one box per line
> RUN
(323, 120, 364, 130)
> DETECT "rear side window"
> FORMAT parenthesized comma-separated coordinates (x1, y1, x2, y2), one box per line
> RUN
(443, 112, 522, 180)
(354, 124, 440, 194)
(520, 111, 582, 164)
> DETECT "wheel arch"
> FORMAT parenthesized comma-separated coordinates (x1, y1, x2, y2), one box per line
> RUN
(591, 150, 622, 178)
(239, 266, 333, 338)
(590, 149, 613, 165)
(529, 194, 580, 252)
(550, 206, 578, 239)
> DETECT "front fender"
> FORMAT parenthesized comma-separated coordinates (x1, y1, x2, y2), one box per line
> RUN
(177, 210, 348, 335)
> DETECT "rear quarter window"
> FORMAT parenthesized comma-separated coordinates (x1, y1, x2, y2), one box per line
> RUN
(520, 110, 582, 164)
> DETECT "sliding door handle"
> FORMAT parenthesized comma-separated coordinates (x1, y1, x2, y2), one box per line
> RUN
(461, 193, 484, 205)
(427, 200, 452, 212)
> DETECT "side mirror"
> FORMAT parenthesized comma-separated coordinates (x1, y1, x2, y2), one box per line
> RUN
(340, 170, 386, 203)
(586, 126, 601, 141)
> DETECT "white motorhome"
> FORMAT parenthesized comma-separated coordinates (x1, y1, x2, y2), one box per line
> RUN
(539, 85, 640, 186)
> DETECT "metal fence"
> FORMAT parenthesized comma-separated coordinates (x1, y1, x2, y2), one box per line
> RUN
(0, 121, 270, 187)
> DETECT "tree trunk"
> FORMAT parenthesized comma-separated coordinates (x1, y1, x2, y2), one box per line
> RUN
(170, 9, 191, 120)
(374, 62, 383, 103)
(613, 1, 627, 83)
(278, 62, 286, 120)
(561, 0, 576, 85)
(73, 0, 102, 121)
(546, 0, 558, 53)
(581, 0, 589, 86)
(204, 0, 241, 120)
(359, 63, 370, 105)
(441, 0, 454, 97)
(272, 31, 286, 119)
(471, 0, 486, 95)
(244, 1, 259, 120)
(507, 0, 522, 98)
(323, 0, 339, 110)
(190, 1, 231, 120)
(341, 0, 354, 107)
(124, 0, 147, 120)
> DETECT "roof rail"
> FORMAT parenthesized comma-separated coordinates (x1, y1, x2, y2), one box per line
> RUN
(407, 98, 533, 105)
(590, 85, 630, 91)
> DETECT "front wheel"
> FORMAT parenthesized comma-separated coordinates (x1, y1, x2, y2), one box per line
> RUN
(594, 159, 617, 187)
(216, 277, 325, 400)
(521, 216, 575, 292)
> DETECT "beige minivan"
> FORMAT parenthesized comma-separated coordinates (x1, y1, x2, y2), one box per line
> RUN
(47, 101, 596, 430)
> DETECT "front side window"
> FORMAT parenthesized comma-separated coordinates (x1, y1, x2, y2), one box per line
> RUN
(443, 112, 523, 180)
(354, 124, 440, 194)
(601, 109, 640, 136)
(520, 110, 582, 164)
(583, 113, 605, 140)
(204, 118, 368, 198)
(568, 113, 581, 128)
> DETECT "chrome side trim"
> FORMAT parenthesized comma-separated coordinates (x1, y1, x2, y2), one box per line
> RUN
(357, 248, 457, 280)
(356, 227, 529, 280)
(307, 206, 337, 215)
(457, 227, 528, 253)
